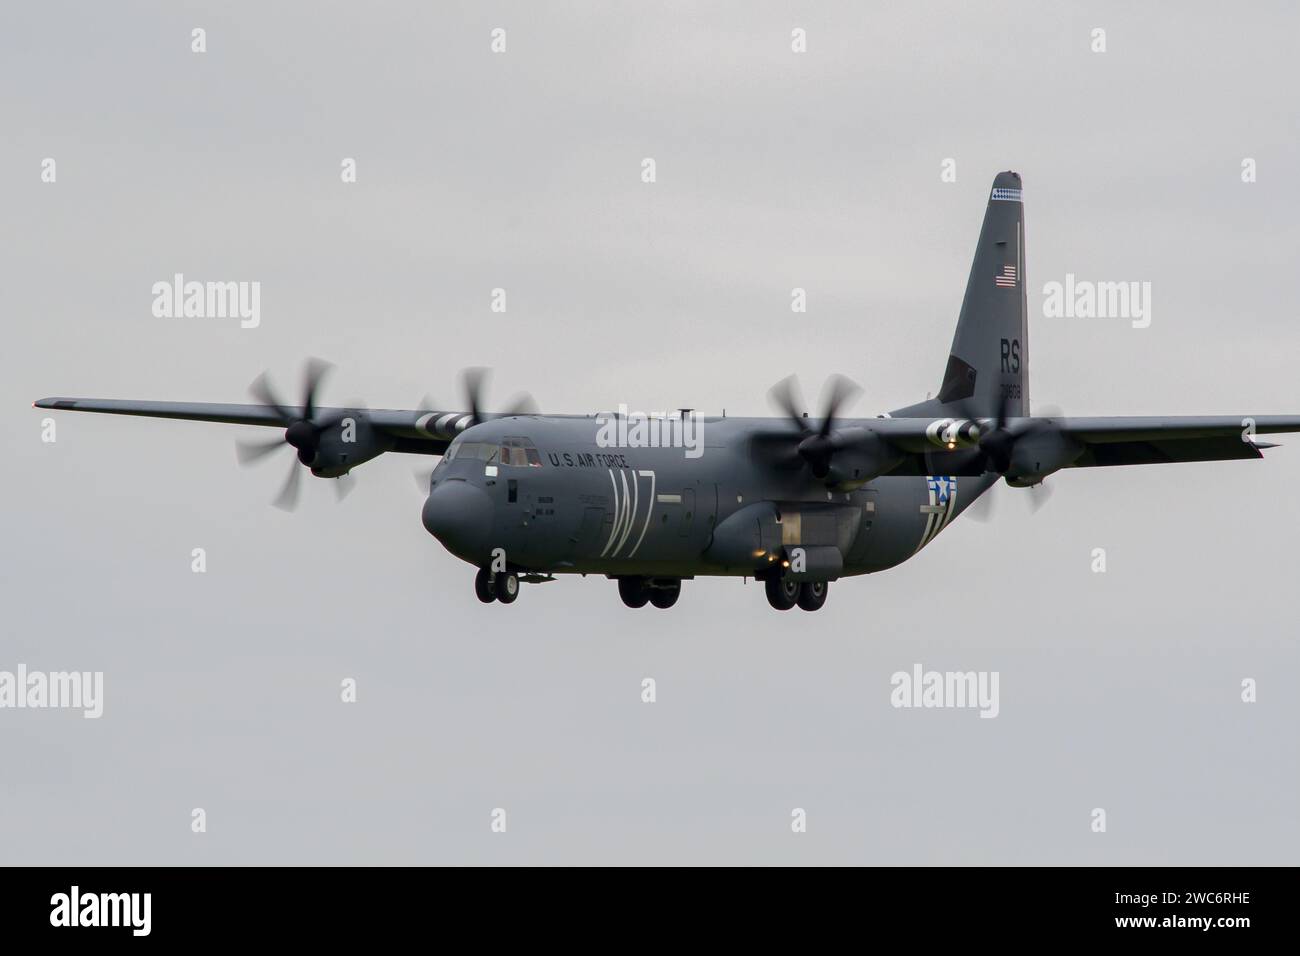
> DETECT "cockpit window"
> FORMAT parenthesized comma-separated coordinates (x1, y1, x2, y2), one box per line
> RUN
(447, 442, 487, 461)
(445, 437, 543, 466)
(502, 437, 543, 467)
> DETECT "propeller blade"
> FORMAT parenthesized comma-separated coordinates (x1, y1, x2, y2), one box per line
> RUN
(315, 398, 367, 433)
(767, 375, 810, 434)
(763, 373, 862, 479)
(246, 360, 380, 510)
(1009, 403, 1066, 440)
(499, 392, 539, 418)
(413, 466, 435, 494)
(965, 481, 998, 523)
(985, 432, 1015, 474)
(235, 436, 286, 466)
(817, 374, 861, 437)
(300, 357, 333, 422)
(271, 461, 303, 512)
(248, 372, 295, 424)
(313, 411, 347, 432)
(953, 395, 1015, 474)
(994, 390, 1010, 431)
(1018, 404, 1064, 439)
(332, 475, 356, 503)
(1027, 480, 1054, 514)
(462, 367, 488, 426)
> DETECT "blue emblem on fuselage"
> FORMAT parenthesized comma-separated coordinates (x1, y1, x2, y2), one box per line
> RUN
(927, 475, 955, 504)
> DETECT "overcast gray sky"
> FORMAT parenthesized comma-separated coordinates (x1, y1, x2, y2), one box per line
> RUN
(2, 0, 1297, 864)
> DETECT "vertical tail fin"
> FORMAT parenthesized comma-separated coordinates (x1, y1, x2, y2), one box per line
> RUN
(895, 171, 1029, 419)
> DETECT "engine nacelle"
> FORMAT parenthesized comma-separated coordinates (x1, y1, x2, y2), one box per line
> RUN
(925, 418, 983, 449)
(1005, 431, 1084, 485)
(309, 414, 394, 477)
(823, 429, 906, 489)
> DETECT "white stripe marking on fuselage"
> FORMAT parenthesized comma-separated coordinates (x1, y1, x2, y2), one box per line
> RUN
(601, 469, 623, 557)
(627, 470, 656, 558)
(915, 478, 960, 553)
(612, 468, 637, 557)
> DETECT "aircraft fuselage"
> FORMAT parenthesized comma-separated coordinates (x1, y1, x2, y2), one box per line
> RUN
(420, 415, 993, 581)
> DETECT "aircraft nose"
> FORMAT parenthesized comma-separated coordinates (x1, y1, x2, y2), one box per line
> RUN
(421, 480, 493, 560)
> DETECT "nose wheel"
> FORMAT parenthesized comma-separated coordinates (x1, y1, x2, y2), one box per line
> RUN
(474, 567, 496, 603)
(474, 568, 520, 604)
(494, 571, 520, 604)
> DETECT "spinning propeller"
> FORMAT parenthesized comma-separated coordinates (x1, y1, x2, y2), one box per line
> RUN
(411, 368, 539, 493)
(767, 374, 862, 478)
(460, 366, 539, 426)
(962, 400, 1066, 522)
(235, 359, 357, 511)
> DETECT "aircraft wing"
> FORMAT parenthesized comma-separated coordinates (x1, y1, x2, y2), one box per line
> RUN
(33, 397, 472, 450)
(1059, 415, 1300, 442)
(34, 397, 287, 427)
(820, 413, 1300, 477)
(1057, 415, 1300, 467)
(862, 413, 1300, 448)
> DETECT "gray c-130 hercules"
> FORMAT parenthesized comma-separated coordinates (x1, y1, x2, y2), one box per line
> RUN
(35, 172, 1300, 611)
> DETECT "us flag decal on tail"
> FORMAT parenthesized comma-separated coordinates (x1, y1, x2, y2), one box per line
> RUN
(994, 264, 1017, 288)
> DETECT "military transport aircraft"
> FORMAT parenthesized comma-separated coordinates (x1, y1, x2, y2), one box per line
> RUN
(35, 172, 1300, 611)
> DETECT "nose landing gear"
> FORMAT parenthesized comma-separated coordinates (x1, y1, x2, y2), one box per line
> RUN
(474, 567, 495, 603)
(495, 572, 520, 603)
(474, 567, 520, 604)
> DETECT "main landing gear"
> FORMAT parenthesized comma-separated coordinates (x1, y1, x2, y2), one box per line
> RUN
(617, 576, 681, 609)
(765, 577, 829, 612)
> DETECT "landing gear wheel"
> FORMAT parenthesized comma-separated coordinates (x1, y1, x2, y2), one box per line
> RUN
(474, 567, 496, 604)
(649, 582, 680, 609)
(494, 571, 520, 604)
(797, 580, 828, 611)
(765, 576, 799, 611)
(618, 577, 649, 608)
